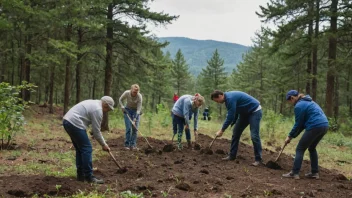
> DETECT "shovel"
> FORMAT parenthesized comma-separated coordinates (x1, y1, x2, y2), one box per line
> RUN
(108, 151, 128, 173)
(208, 135, 218, 149)
(201, 135, 218, 155)
(194, 132, 201, 150)
(125, 113, 153, 149)
(266, 142, 287, 170)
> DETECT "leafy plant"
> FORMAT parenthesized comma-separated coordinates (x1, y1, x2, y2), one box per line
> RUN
(119, 190, 144, 198)
(0, 82, 36, 150)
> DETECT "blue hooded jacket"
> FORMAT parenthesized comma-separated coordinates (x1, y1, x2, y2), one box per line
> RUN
(289, 95, 329, 138)
(172, 95, 199, 130)
(222, 91, 260, 131)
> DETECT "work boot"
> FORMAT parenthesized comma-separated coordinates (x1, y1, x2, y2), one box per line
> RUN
(131, 146, 139, 151)
(85, 175, 104, 184)
(187, 140, 192, 149)
(305, 172, 319, 179)
(222, 156, 236, 161)
(282, 171, 300, 180)
(77, 174, 84, 182)
(251, 161, 264, 167)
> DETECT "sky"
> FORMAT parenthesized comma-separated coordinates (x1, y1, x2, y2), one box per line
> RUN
(148, 0, 271, 46)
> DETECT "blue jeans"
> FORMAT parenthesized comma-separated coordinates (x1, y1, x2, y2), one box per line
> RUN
(230, 110, 263, 161)
(124, 108, 140, 147)
(172, 113, 191, 141)
(63, 120, 93, 178)
(292, 127, 328, 174)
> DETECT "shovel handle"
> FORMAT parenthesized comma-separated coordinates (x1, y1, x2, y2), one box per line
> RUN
(274, 143, 287, 162)
(125, 112, 153, 149)
(209, 135, 218, 149)
(109, 151, 122, 169)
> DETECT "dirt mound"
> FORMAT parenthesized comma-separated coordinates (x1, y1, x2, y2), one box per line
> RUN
(1, 134, 351, 197)
(162, 144, 174, 152)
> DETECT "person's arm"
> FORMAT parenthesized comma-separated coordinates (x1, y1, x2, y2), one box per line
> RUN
(221, 100, 237, 132)
(136, 93, 143, 117)
(183, 101, 191, 128)
(288, 106, 306, 138)
(91, 110, 107, 146)
(119, 91, 128, 109)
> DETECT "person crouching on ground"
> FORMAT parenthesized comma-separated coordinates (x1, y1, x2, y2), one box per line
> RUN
(211, 90, 263, 166)
(282, 90, 329, 180)
(119, 84, 143, 150)
(171, 93, 205, 150)
(63, 96, 114, 184)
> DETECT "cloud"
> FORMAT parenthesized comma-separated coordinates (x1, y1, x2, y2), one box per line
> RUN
(148, 0, 270, 46)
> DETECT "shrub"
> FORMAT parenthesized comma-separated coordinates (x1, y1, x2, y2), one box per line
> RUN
(0, 82, 35, 150)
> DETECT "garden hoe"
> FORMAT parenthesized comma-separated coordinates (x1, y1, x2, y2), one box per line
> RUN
(108, 151, 128, 174)
(266, 142, 287, 170)
(201, 135, 218, 155)
(125, 113, 153, 149)
(194, 133, 201, 150)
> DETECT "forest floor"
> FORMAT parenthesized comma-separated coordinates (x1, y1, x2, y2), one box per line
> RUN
(0, 105, 351, 197)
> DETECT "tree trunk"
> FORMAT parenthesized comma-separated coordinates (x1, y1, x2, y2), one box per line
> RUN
(334, 76, 339, 121)
(76, 28, 83, 104)
(101, 3, 114, 131)
(306, 1, 313, 95)
(63, 24, 72, 115)
(23, 32, 32, 101)
(49, 65, 55, 114)
(0, 52, 7, 83)
(325, 0, 338, 117)
(92, 79, 96, 99)
(311, 0, 320, 101)
(11, 41, 15, 85)
(347, 65, 351, 116)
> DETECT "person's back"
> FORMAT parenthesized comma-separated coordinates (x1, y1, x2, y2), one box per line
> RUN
(295, 96, 328, 131)
(64, 100, 102, 130)
(225, 91, 260, 115)
(172, 95, 192, 117)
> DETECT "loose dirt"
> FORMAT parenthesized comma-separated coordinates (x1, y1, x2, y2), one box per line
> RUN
(1, 133, 351, 197)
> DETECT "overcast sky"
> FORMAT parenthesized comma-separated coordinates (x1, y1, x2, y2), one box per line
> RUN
(148, 0, 270, 46)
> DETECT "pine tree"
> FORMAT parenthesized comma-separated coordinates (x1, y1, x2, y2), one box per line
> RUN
(171, 49, 191, 95)
(199, 49, 227, 115)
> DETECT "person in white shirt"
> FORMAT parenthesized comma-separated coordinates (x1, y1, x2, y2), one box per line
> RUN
(119, 84, 143, 150)
(63, 96, 114, 184)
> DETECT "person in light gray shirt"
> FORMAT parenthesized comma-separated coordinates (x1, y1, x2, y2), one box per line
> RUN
(119, 84, 143, 150)
(63, 96, 114, 184)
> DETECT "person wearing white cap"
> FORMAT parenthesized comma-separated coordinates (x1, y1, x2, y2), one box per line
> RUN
(63, 96, 114, 184)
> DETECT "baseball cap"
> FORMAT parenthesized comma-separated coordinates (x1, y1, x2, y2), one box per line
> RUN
(101, 96, 114, 110)
(286, 90, 299, 100)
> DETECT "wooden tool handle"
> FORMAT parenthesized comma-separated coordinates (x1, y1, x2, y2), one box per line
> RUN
(109, 151, 122, 169)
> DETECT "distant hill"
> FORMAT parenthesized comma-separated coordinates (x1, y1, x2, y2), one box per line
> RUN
(158, 37, 250, 75)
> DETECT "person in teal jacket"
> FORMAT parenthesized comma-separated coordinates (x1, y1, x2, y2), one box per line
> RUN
(282, 90, 329, 180)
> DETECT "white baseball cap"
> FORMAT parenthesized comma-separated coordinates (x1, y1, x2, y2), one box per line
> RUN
(101, 96, 114, 110)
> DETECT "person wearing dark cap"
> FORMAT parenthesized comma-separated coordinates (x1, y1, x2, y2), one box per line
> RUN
(282, 90, 329, 179)
(211, 90, 263, 166)
(63, 96, 114, 184)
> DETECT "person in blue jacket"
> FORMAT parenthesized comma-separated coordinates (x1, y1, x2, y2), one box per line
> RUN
(171, 93, 205, 150)
(282, 90, 329, 180)
(211, 90, 263, 166)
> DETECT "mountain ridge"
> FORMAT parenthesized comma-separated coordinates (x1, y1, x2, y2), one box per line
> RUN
(158, 37, 250, 75)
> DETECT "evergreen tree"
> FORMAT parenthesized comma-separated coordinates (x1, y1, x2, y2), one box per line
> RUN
(199, 49, 227, 115)
(171, 49, 191, 95)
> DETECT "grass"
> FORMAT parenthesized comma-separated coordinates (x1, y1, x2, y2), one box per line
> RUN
(0, 106, 351, 197)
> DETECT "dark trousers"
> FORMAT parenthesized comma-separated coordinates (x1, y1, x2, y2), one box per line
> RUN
(229, 110, 263, 161)
(292, 127, 328, 174)
(63, 120, 93, 178)
(172, 113, 191, 141)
